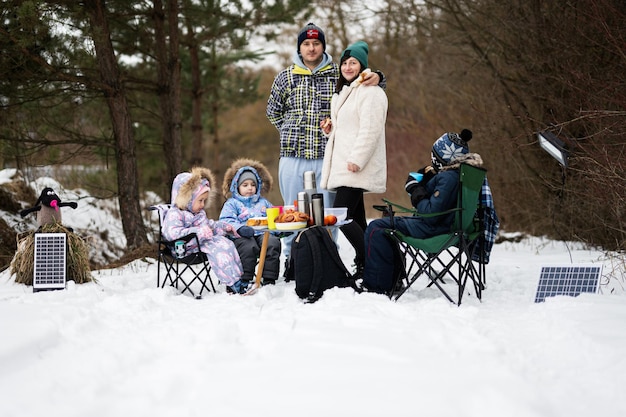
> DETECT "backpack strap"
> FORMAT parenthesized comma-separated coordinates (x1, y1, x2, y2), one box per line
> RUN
(304, 227, 326, 302)
(319, 229, 359, 292)
(317, 227, 352, 277)
(322, 230, 362, 292)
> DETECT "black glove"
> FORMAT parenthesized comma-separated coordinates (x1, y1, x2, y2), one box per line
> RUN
(410, 184, 429, 208)
(421, 167, 436, 184)
(405, 166, 435, 194)
(405, 174, 419, 194)
(237, 226, 255, 238)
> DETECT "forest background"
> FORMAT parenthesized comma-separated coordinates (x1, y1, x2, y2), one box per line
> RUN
(0, 0, 624, 269)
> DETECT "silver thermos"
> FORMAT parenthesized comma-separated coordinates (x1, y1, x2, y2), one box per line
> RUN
(303, 170, 317, 198)
(297, 191, 310, 217)
(303, 170, 316, 189)
(303, 170, 317, 219)
(311, 193, 324, 227)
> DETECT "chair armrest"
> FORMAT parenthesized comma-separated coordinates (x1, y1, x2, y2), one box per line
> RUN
(148, 204, 171, 212)
(381, 198, 461, 219)
(163, 232, 199, 246)
(161, 232, 203, 259)
(381, 198, 415, 214)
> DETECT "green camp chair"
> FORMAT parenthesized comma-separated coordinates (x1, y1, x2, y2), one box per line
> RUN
(377, 163, 487, 305)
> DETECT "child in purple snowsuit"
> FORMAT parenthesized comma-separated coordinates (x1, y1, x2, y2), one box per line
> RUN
(162, 167, 247, 294)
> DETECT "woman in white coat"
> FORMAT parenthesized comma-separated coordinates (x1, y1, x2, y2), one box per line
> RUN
(320, 40, 388, 276)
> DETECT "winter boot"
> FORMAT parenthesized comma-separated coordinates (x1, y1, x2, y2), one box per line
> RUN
(227, 280, 248, 294)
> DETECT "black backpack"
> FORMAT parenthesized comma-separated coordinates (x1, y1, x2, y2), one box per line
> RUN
(286, 226, 355, 303)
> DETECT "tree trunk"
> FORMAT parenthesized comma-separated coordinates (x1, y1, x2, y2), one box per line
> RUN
(153, 0, 182, 189)
(209, 44, 221, 176)
(85, 0, 148, 249)
(183, 2, 204, 167)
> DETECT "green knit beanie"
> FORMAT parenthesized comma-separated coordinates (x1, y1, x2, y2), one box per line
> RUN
(340, 41, 369, 69)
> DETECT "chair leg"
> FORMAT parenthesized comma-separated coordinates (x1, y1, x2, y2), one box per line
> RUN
(398, 247, 463, 304)
(192, 260, 215, 298)
(157, 253, 162, 288)
(170, 256, 215, 299)
(385, 231, 485, 305)
(178, 264, 197, 298)
(455, 241, 485, 305)
(160, 255, 177, 289)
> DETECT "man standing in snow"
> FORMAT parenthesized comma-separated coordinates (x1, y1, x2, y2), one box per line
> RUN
(266, 22, 385, 274)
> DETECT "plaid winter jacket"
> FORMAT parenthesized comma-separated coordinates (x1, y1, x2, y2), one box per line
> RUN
(266, 62, 339, 159)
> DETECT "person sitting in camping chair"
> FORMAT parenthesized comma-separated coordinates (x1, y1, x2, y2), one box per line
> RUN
(162, 167, 247, 294)
(361, 130, 485, 294)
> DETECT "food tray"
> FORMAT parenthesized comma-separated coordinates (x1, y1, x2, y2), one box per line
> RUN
(247, 217, 267, 230)
(275, 221, 307, 231)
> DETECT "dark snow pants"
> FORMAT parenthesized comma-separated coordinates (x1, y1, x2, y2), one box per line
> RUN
(234, 233, 281, 282)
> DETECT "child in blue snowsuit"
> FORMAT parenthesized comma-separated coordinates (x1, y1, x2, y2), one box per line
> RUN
(219, 159, 281, 286)
(162, 167, 247, 294)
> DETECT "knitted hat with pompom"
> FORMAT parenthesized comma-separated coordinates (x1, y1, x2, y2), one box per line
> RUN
(431, 129, 473, 169)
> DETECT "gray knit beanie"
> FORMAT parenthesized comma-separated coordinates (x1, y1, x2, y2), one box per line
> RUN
(238, 170, 257, 188)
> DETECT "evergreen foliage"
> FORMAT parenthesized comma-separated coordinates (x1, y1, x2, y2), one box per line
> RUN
(0, 0, 623, 251)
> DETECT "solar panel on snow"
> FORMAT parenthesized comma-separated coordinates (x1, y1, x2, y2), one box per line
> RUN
(534, 265, 601, 303)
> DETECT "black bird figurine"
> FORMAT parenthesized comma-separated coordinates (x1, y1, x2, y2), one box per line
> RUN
(19, 187, 78, 227)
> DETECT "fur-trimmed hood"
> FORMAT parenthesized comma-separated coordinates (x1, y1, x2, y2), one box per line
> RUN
(221, 158, 273, 198)
(171, 166, 217, 211)
(441, 153, 483, 171)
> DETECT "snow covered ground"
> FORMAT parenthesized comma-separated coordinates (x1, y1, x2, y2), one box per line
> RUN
(0, 169, 625, 417)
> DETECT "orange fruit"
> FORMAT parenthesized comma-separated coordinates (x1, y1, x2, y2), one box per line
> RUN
(324, 214, 337, 226)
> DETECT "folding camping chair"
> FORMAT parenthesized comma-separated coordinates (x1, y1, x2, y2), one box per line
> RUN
(376, 163, 487, 305)
(148, 204, 216, 298)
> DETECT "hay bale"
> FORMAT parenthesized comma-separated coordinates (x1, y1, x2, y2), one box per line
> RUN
(11, 233, 34, 285)
(10, 223, 95, 286)
(0, 217, 17, 270)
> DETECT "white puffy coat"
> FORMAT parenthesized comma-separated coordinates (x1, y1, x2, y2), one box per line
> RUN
(320, 79, 388, 194)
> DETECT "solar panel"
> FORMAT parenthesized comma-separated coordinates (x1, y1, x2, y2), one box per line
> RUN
(33, 233, 67, 292)
(534, 264, 602, 303)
